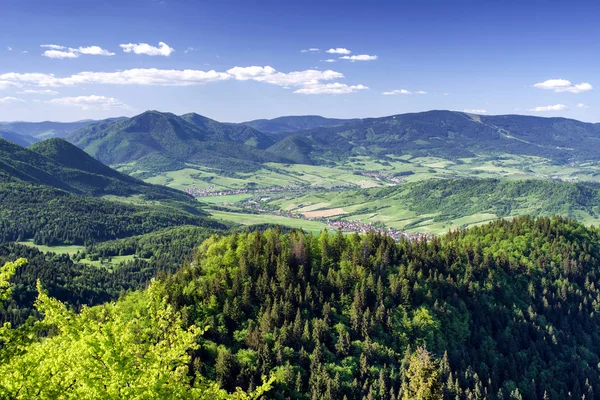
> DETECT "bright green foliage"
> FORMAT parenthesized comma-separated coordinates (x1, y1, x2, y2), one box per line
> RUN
(0, 269, 273, 399)
(159, 216, 600, 399)
(401, 347, 442, 400)
(0, 258, 26, 302)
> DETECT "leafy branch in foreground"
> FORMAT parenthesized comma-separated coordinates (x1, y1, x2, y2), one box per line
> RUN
(0, 259, 273, 399)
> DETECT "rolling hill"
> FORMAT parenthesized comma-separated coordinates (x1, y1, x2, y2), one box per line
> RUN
(0, 138, 227, 245)
(65, 110, 600, 177)
(68, 111, 290, 173)
(267, 110, 600, 164)
(0, 138, 192, 200)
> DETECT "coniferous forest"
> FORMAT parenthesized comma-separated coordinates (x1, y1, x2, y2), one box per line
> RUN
(3, 2, 600, 396)
(4, 215, 600, 399)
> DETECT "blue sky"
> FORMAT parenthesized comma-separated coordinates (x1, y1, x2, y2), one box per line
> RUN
(0, 0, 598, 122)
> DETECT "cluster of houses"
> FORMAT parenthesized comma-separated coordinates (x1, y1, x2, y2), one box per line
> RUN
(358, 171, 405, 185)
(241, 203, 433, 242)
(326, 220, 433, 241)
(184, 185, 301, 198)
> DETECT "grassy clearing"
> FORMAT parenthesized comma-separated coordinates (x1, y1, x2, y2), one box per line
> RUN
(78, 255, 140, 269)
(17, 240, 85, 255)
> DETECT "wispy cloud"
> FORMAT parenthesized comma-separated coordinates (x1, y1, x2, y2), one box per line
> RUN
(41, 44, 114, 59)
(530, 104, 567, 112)
(41, 44, 66, 50)
(577, 103, 589, 108)
(326, 48, 351, 55)
(120, 42, 174, 56)
(321, 59, 336, 63)
(18, 89, 59, 95)
(533, 79, 592, 93)
(184, 47, 197, 54)
(464, 109, 487, 114)
(0, 66, 366, 95)
(382, 89, 427, 95)
(7, 47, 12, 51)
(340, 54, 377, 61)
(47, 95, 128, 110)
(301, 48, 319, 53)
(294, 83, 368, 94)
(0, 97, 24, 104)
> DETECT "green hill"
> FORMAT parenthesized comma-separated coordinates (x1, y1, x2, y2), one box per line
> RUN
(0, 138, 228, 246)
(159, 216, 600, 399)
(0, 138, 191, 200)
(181, 113, 275, 149)
(68, 111, 290, 173)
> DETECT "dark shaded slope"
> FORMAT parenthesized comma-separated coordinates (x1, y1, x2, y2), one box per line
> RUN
(0, 131, 39, 147)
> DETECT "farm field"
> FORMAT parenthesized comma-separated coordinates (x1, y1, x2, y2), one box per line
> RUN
(139, 154, 600, 196)
(208, 210, 329, 234)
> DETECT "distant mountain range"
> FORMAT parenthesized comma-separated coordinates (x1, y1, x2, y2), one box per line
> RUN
(3, 110, 600, 173)
(0, 119, 111, 140)
(240, 115, 358, 134)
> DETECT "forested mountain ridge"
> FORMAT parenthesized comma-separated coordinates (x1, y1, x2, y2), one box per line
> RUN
(67, 110, 291, 173)
(160, 216, 600, 399)
(0, 138, 228, 246)
(64, 110, 600, 174)
(273, 110, 600, 163)
(0, 138, 192, 200)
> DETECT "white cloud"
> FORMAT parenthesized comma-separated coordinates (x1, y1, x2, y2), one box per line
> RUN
(184, 47, 197, 54)
(294, 82, 368, 94)
(301, 48, 319, 53)
(75, 46, 115, 56)
(0, 65, 366, 95)
(41, 44, 66, 50)
(340, 54, 378, 61)
(382, 89, 427, 95)
(47, 95, 128, 110)
(464, 109, 487, 114)
(0, 97, 24, 103)
(326, 48, 351, 54)
(41, 44, 114, 58)
(43, 50, 79, 59)
(577, 103, 589, 108)
(321, 59, 336, 63)
(530, 104, 567, 112)
(533, 79, 593, 93)
(7, 47, 12, 51)
(120, 42, 174, 56)
(18, 89, 59, 95)
(226, 66, 343, 87)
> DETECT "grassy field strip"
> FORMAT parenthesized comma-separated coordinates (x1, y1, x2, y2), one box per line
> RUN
(16, 240, 144, 269)
(17, 240, 85, 255)
(208, 210, 328, 234)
